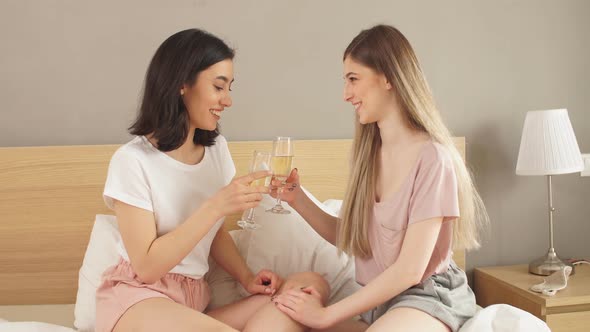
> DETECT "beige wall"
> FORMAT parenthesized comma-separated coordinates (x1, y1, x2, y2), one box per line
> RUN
(1, 0, 589, 271)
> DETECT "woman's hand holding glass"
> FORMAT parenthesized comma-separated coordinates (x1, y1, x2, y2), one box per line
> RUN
(237, 151, 272, 230)
(207, 170, 271, 220)
(270, 168, 301, 207)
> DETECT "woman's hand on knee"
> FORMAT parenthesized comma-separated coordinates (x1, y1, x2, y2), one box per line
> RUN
(244, 269, 282, 296)
(272, 286, 334, 329)
(275, 271, 331, 303)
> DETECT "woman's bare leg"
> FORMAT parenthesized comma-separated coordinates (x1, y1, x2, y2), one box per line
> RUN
(206, 294, 271, 330)
(366, 307, 450, 332)
(113, 297, 236, 332)
(312, 319, 369, 332)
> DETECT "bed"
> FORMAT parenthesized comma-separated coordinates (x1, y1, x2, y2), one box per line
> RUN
(0, 137, 485, 330)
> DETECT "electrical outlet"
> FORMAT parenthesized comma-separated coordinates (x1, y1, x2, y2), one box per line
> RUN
(582, 154, 590, 177)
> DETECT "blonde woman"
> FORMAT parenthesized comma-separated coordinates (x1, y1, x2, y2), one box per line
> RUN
(272, 25, 488, 332)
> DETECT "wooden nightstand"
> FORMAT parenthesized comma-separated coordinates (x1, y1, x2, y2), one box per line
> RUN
(474, 264, 590, 332)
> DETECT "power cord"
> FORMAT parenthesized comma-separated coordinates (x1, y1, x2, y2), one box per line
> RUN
(566, 258, 590, 266)
(572, 260, 590, 266)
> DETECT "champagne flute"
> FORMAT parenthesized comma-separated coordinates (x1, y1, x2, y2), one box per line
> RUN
(267, 137, 294, 214)
(237, 151, 271, 230)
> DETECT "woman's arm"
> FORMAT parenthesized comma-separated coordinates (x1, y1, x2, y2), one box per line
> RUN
(115, 171, 270, 284)
(274, 217, 443, 329)
(290, 189, 339, 245)
(276, 169, 340, 245)
(325, 217, 443, 324)
(115, 200, 221, 284)
(209, 227, 281, 294)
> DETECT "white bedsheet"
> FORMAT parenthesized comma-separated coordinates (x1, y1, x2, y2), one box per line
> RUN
(1, 303, 549, 331)
(0, 304, 74, 329)
(0, 321, 74, 332)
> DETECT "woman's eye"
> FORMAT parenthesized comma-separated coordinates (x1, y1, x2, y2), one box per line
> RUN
(214, 86, 223, 91)
(349, 77, 357, 82)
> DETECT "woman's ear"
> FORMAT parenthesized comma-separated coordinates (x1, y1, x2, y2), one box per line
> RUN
(382, 75, 393, 90)
(180, 83, 189, 96)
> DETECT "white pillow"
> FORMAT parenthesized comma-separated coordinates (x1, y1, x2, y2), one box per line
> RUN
(236, 189, 359, 305)
(74, 215, 120, 332)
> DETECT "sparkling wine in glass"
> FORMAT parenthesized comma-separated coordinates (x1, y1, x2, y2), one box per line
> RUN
(237, 151, 271, 230)
(267, 137, 294, 214)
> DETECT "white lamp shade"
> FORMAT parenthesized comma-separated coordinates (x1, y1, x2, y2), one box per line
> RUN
(516, 109, 584, 175)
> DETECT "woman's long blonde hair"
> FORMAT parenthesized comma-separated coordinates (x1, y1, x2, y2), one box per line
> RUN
(338, 25, 489, 258)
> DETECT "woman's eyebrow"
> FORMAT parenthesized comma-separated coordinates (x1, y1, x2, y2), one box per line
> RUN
(215, 75, 235, 84)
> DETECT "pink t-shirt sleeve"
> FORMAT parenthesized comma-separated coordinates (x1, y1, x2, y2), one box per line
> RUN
(408, 147, 460, 225)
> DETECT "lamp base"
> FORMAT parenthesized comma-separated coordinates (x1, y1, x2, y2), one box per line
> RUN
(529, 250, 575, 276)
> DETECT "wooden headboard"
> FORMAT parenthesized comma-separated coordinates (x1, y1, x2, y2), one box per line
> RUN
(0, 138, 465, 305)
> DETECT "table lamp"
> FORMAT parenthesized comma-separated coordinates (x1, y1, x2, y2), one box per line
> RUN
(516, 109, 584, 276)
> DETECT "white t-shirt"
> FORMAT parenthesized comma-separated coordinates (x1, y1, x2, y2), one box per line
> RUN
(103, 135, 236, 279)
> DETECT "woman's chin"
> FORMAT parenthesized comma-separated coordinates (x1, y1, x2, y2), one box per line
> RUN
(194, 123, 218, 132)
(357, 113, 379, 125)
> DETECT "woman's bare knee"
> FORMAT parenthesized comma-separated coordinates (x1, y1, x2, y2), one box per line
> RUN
(279, 271, 330, 303)
(206, 294, 271, 330)
(243, 300, 306, 332)
(243, 273, 330, 332)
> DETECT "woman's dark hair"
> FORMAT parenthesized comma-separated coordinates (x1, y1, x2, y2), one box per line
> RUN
(129, 28, 235, 151)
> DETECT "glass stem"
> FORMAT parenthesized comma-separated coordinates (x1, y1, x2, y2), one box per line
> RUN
(276, 186, 283, 206)
(245, 207, 255, 222)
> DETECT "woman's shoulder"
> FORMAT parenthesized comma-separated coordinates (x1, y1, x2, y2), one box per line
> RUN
(214, 134, 228, 146)
(111, 136, 153, 163)
(208, 134, 230, 154)
(420, 140, 454, 169)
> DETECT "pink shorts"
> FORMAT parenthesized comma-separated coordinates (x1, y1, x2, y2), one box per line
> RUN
(95, 258, 211, 332)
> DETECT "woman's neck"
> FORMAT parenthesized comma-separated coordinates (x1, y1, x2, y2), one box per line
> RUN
(377, 104, 423, 148)
(148, 129, 205, 165)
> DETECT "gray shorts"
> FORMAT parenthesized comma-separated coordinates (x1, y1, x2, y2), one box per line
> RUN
(360, 261, 476, 332)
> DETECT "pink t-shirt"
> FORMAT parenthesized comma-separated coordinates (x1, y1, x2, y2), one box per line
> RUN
(355, 141, 460, 286)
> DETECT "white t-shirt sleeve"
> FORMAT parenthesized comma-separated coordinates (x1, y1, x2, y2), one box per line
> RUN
(103, 148, 153, 212)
